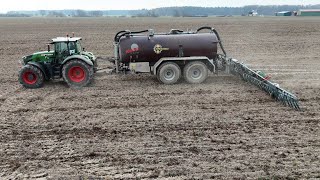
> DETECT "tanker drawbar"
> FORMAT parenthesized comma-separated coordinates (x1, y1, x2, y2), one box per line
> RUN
(111, 26, 300, 110)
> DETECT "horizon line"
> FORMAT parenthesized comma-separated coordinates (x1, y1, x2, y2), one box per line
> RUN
(2, 4, 320, 13)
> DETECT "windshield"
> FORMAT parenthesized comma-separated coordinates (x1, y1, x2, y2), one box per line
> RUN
(76, 41, 82, 52)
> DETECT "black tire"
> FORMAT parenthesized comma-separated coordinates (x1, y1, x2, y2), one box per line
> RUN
(62, 59, 94, 88)
(183, 61, 208, 84)
(19, 64, 44, 89)
(157, 62, 181, 84)
(93, 59, 98, 73)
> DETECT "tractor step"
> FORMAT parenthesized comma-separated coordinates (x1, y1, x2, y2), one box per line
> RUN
(52, 65, 61, 79)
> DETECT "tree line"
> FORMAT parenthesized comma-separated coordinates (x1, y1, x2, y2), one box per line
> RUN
(1, 10, 105, 17)
(1, 5, 319, 17)
(135, 5, 320, 17)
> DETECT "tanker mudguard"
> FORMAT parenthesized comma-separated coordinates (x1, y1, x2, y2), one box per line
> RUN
(27, 61, 50, 80)
(62, 55, 93, 66)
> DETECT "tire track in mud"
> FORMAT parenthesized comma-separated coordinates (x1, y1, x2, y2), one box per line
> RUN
(0, 87, 24, 108)
(3, 117, 318, 178)
(1, 76, 317, 179)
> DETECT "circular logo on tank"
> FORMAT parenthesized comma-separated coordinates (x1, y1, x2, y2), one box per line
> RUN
(126, 43, 139, 54)
(154, 44, 169, 54)
(131, 43, 139, 50)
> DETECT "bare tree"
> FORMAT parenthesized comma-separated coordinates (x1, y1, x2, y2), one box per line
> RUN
(39, 10, 47, 16)
(74, 10, 88, 17)
(48, 11, 66, 17)
(88, 11, 103, 17)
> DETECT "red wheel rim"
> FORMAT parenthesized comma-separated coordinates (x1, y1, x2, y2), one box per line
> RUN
(22, 71, 37, 85)
(68, 66, 86, 83)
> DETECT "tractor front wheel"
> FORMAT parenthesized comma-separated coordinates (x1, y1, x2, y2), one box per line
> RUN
(19, 64, 44, 89)
(62, 59, 93, 88)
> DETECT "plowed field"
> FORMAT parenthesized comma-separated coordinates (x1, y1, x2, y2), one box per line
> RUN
(0, 17, 319, 179)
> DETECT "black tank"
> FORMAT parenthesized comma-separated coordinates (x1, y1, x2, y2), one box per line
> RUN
(118, 33, 219, 65)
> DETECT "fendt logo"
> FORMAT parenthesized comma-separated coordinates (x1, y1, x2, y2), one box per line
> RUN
(153, 44, 169, 54)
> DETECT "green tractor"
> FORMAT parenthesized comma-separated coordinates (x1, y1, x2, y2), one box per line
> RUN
(19, 36, 97, 88)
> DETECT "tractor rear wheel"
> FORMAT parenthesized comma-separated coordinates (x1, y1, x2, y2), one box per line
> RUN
(19, 64, 44, 89)
(157, 62, 181, 84)
(183, 61, 208, 84)
(62, 59, 93, 88)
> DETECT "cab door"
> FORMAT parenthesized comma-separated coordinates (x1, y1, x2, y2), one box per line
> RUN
(54, 42, 69, 63)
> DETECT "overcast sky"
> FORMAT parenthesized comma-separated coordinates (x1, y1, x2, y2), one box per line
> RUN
(1, 0, 319, 13)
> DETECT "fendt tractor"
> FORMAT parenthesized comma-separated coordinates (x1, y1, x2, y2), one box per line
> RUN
(18, 27, 300, 110)
(19, 35, 97, 88)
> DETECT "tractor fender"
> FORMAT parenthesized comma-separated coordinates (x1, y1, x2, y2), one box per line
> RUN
(27, 61, 50, 80)
(62, 55, 93, 66)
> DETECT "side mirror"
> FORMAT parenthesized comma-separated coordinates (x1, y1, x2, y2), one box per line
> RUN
(47, 44, 50, 52)
(82, 47, 85, 51)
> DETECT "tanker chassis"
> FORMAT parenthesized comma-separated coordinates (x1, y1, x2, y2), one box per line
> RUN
(18, 27, 300, 110)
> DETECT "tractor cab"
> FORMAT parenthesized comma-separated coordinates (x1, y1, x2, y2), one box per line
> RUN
(51, 37, 83, 63)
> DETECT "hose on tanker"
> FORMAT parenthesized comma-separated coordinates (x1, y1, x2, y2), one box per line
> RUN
(196, 26, 213, 32)
(114, 30, 129, 42)
(196, 26, 227, 57)
(114, 30, 150, 42)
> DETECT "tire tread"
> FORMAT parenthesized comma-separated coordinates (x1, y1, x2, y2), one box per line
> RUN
(62, 59, 94, 89)
(18, 64, 44, 89)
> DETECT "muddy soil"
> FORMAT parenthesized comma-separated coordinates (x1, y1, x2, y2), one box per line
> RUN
(0, 17, 319, 179)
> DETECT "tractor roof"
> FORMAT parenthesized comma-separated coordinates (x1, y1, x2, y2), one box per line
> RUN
(51, 37, 82, 43)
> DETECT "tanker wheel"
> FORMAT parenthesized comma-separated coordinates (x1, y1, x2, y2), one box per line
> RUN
(157, 62, 181, 84)
(19, 64, 44, 89)
(183, 61, 208, 84)
(62, 59, 93, 88)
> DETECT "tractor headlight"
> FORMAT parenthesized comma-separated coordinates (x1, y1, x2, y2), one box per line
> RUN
(19, 57, 26, 65)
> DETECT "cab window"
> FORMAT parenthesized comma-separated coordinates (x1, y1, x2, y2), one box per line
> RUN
(69, 42, 76, 54)
(76, 41, 82, 52)
(55, 42, 68, 54)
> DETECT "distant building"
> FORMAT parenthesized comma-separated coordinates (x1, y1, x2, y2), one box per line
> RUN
(298, 9, 320, 16)
(248, 10, 258, 16)
(275, 11, 292, 16)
